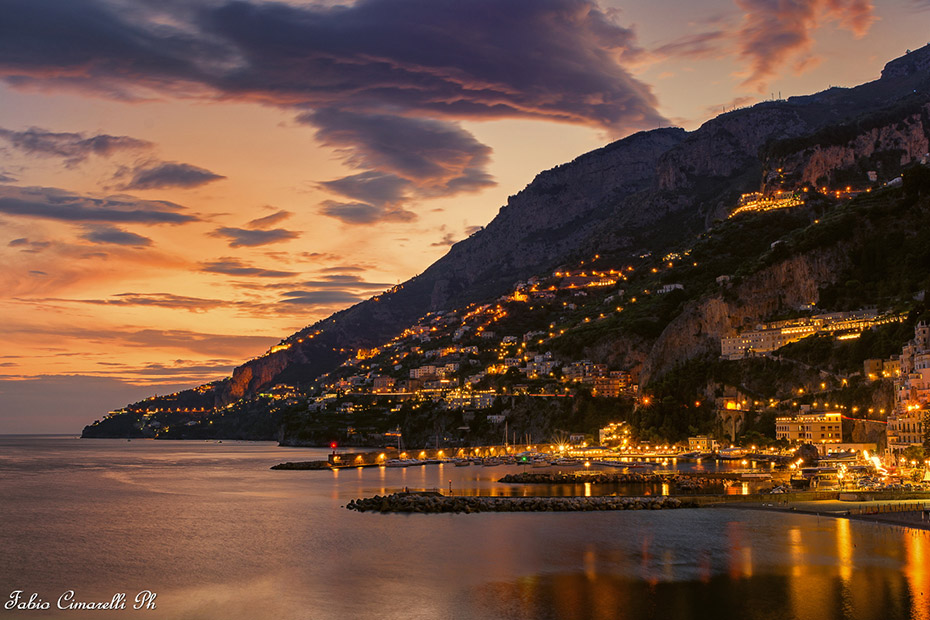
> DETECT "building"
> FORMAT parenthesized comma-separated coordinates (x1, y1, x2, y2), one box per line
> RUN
(721, 309, 903, 360)
(888, 322, 930, 452)
(722, 324, 817, 359)
(775, 411, 842, 444)
(592, 376, 622, 398)
(688, 435, 719, 451)
(887, 409, 925, 452)
(372, 376, 395, 393)
(599, 422, 631, 446)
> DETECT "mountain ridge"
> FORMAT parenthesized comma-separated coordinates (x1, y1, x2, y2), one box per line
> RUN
(83, 45, 930, 438)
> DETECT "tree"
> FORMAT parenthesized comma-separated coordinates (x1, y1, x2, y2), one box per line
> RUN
(902, 444, 925, 463)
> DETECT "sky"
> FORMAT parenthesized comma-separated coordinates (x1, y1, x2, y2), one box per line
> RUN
(1, 0, 929, 433)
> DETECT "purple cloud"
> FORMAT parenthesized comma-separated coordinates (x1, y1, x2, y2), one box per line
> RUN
(247, 209, 292, 229)
(200, 258, 297, 278)
(211, 226, 300, 247)
(0, 126, 151, 166)
(118, 161, 225, 190)
(0, 185, 198, 223)
(0, 0, 668, 220)
(80, 225, 152, 247)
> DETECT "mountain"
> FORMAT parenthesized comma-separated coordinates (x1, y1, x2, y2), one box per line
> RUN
(83, 45, 930, 440)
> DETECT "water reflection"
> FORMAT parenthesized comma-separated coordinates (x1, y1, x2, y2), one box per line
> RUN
(3, 438, 930, 620)
(905, 529, 930, 620)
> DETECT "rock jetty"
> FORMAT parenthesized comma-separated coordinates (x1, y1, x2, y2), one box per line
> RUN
(270, 461, 332, 470)
(345, 493, 691, 513)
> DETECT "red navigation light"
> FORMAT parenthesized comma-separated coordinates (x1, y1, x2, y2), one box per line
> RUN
(330, 441, 338, 450)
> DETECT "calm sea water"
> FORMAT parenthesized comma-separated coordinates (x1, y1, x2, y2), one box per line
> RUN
(1, 436, 928, 620)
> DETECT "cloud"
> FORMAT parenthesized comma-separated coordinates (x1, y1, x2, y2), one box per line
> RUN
(0, 0, 669, 218)
(116, 160, 225, 190)
(80, 225, 152, 247)
(464, 225, 483, 236)
(431, 232, 457, 247)
(279, 290, 365, 305)
(319, 171, 411, 206)
(734, 0, 877, 90)
(0, 171, 17, 183)
(210, 226, 300, 247)
(309, 112, 494, 224)
(284, 275, 392, 290)
(0, 126, 151, 166)
(200, 258, 297, 278)
(319, 200, 416, 225)
(8, 237, 51, 253)
(653, 31, 728, 60)
(319, 264, 366, 273)
(29, 292, 232, 312)
(308, 111, 494, 193)
(247, 209, 292, 229)
(0, 185, 198, 223)
(703, 95, 758, 118)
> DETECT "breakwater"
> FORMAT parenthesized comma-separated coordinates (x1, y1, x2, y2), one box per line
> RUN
(346, 493, 690, 513)
(270, 461, 332, 470)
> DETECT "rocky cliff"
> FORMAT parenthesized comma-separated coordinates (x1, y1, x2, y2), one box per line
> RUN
(642, 248, 850, 383)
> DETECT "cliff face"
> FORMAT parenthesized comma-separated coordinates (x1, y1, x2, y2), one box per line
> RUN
(772, 104, 930, 189)
(642, 248, 850, 383)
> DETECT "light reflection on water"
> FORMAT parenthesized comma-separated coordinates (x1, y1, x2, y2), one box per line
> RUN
(0, 436, 928, 619)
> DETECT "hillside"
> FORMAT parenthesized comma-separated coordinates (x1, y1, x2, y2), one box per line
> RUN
(83, 45, 930, 444)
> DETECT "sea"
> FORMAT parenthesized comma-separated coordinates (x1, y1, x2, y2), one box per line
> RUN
(1, 435, 928, 620)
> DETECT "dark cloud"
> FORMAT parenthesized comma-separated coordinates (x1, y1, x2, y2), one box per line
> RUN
(0, 185, 198, 223)
(8, 237, 51, 253)
(29, 270, 47, 276)
(309, 110, 494, 223)
(0, 171, 18, 183)
(0, 0, 669, 219)
(32, 293, 231, 312)
(735, 0, 876, 90)
(0, 126, 151, 166)
(211, 226, 300, 247)
(117, 161, 225, 190)
(247, 209, 292, 229)
(289, 274, 391, 290)
(279, 290, 364, 305)
(200, 258, 297, 278)
(80, 225, 152, 247)
(320, 200, 416, 225)
(200, 0, 663, 129)
(320, 171, 411, 206)
(309, 111, 493, 191)
(131, 361, 237, 377)
(464, 225, 483, 236)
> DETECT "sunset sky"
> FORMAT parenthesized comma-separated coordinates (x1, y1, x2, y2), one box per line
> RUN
(2, 0, 929, 432)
